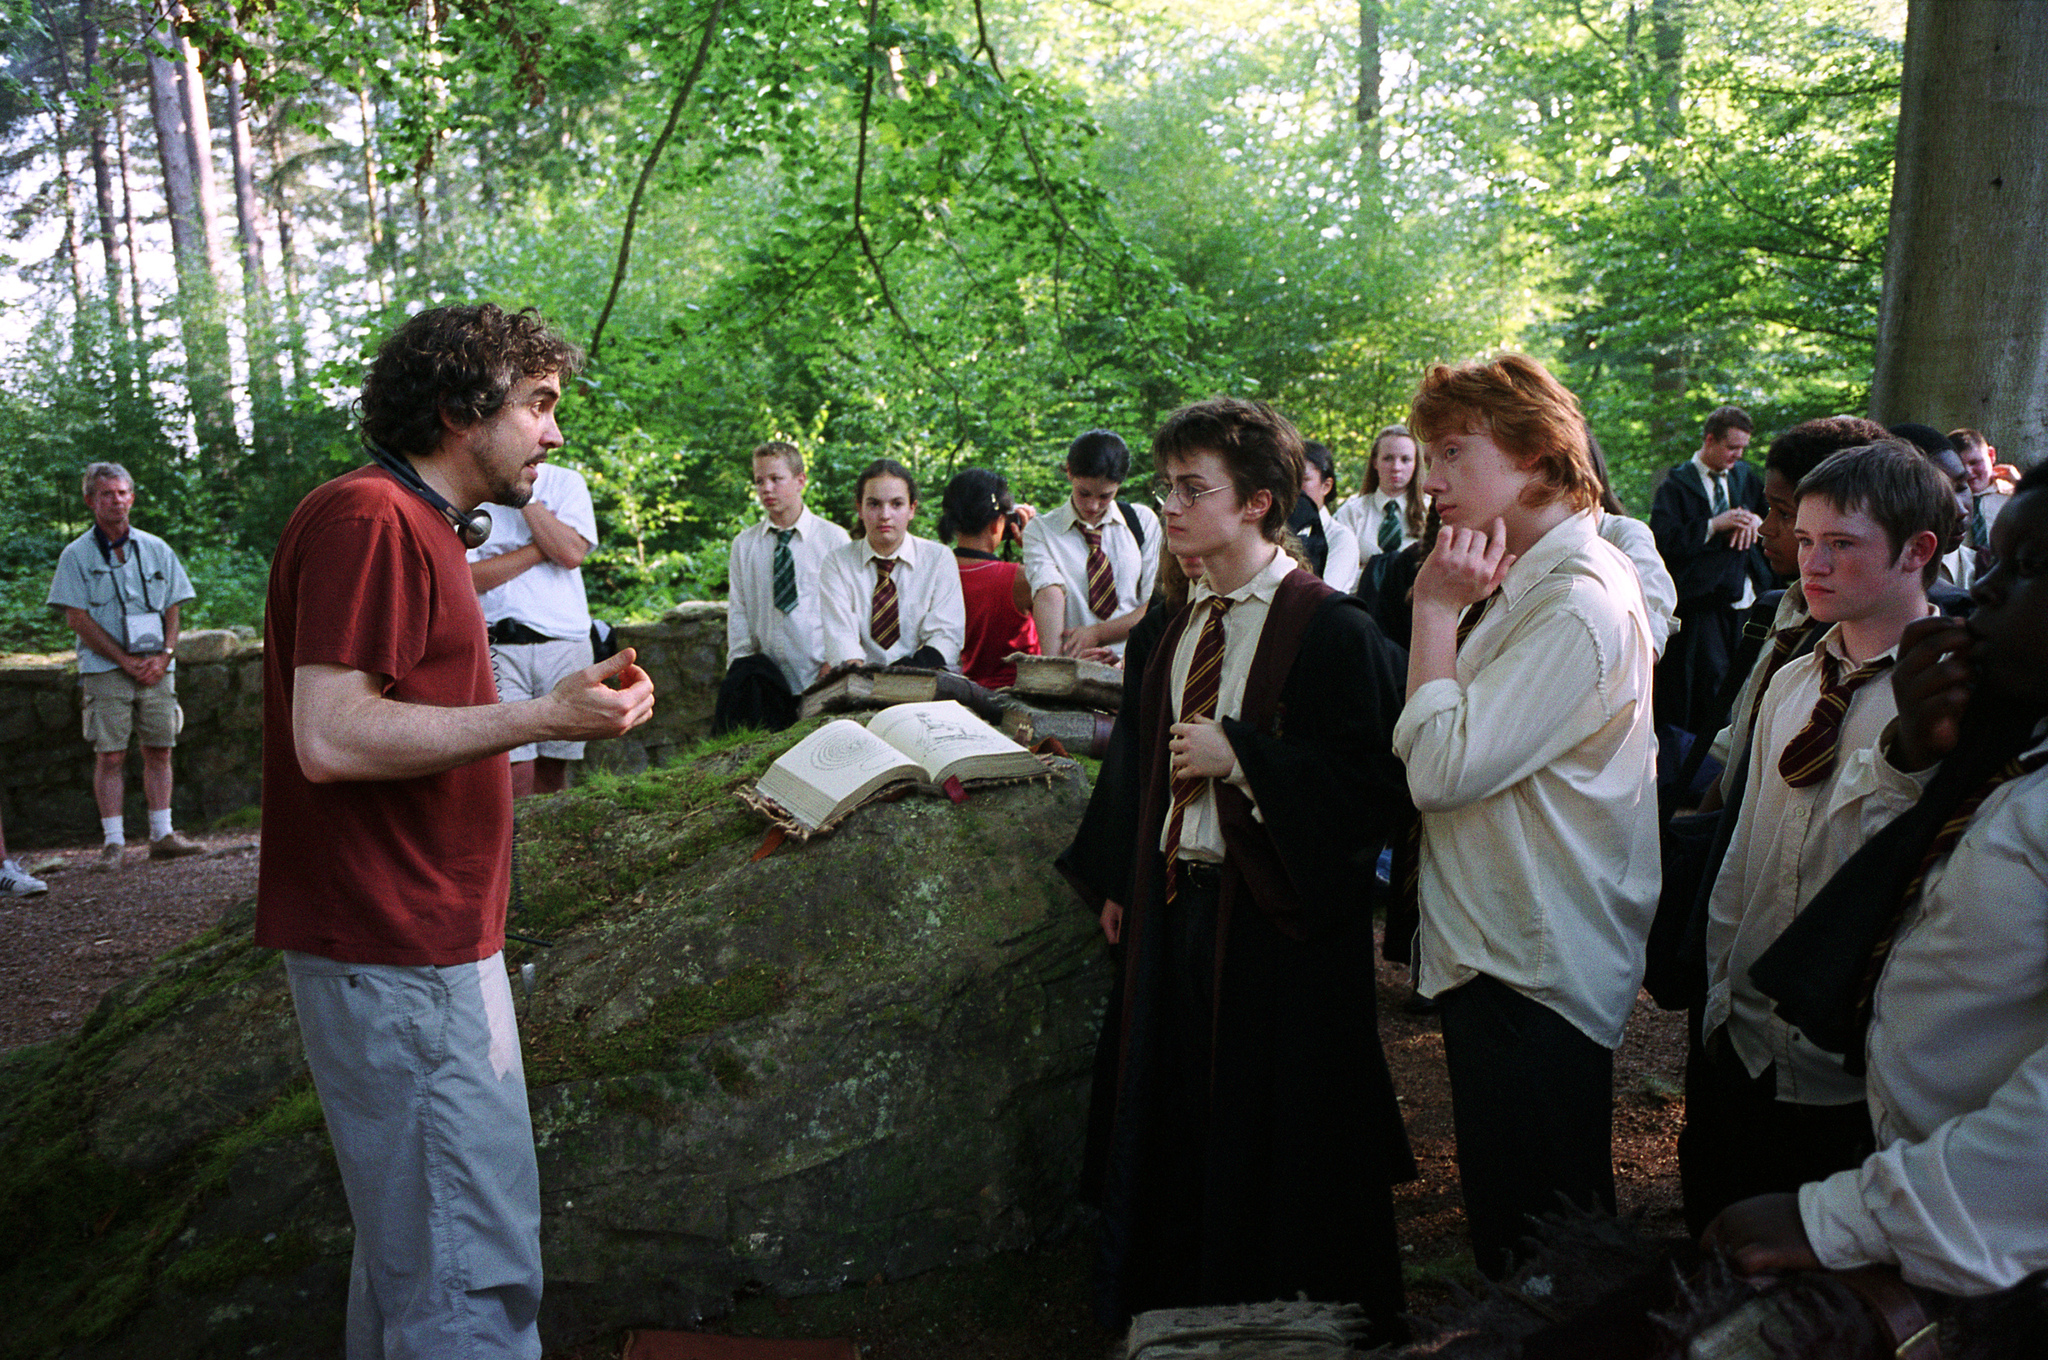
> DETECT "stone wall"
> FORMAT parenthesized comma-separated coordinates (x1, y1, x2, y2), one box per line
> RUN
(0, 604, 731, 849)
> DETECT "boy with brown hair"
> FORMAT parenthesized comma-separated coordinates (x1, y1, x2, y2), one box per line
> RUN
(1079, 396, 1413, 1344)
(1710, 462, 2048, 1294)
(1684, 440, 1956, 1234)
(1396, 353, 1661, 1279)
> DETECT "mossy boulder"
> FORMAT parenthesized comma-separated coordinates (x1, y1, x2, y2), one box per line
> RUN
(0, 725, 1110, 1359)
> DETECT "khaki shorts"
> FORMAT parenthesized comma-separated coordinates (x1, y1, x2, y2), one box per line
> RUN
(489, 635, 594, 762)
(81, 668, 184, 753)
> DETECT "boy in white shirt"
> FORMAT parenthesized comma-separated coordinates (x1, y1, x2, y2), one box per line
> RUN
(1707, 464, 2048, 1297)
(1394, 353, 1660, 1280)
(713, 441, 851, 733)
(1021, 429, 1161, 657)
(1683, 441, 1954, 1235)
(818, 459, 965, 670)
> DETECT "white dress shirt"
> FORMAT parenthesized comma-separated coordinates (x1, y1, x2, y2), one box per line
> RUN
(819, 533, 966, 668)
(1598, 512, 1677, 659)
(726, 507, 852, 694)
(1158, 547, 1292, 863)
(470, 462, 599, 638)
(1703, 620, 1933, 1104)
(1802, 731, 2048, 1295)
(1338, 489, 1421, 564)
(1392, 510, 1660, 1049)
(1021, 497, 1161, 655)
(1316, 505, 1362, 593)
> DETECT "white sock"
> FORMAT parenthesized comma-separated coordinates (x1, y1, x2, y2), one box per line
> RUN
(149, 808, 174, 841)
(102, 817, 126, 847)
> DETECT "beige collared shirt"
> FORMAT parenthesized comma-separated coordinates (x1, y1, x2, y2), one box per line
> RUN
(1157, 546, 1291, 863)
(1392, 510, 1660, 1049)
(1705, 618, 1936, 1103)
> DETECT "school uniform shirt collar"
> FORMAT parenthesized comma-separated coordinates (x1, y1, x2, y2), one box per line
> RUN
(1050, 497, 1125, 536)
(1810, 607, 1932, 670)
(860, 535, 927, 570)
(1496, 509, 1601, 613)
(760, 507, 825, 540)
(1188, 543, 1293, 608)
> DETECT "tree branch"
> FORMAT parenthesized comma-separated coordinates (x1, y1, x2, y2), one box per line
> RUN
(588, 0, 726, 360)
(1697, 153, 1878, 264)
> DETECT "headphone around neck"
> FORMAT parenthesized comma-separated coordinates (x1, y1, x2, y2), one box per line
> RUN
(367, 442, 494, 550)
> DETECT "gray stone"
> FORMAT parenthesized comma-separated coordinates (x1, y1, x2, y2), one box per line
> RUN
(0, 731, 1108, 1358)
(176, 630, 243, 664)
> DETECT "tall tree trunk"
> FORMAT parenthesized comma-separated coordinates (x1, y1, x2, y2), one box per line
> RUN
(146, 8, 238, 473)
(267, 122, 310, 390)
(80, 0, 133, 388)
(1871, 0, 2048, 465)
(1642, 0, 1688, 450)
(35, 0, 89, 317)
(117, 103, 146, 340)
(225, 35, 285, 460)
(1356, 0, 1380, 164)
(357, 78, 389, 311)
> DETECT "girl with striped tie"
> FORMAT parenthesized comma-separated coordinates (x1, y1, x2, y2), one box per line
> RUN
(818, 458, 966, 673)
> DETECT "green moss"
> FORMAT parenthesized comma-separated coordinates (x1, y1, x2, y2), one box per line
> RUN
(599, 1082, 685, 1126)
(159, 1230, 320, 1293)
(526, 963, 791, 1085)
(508, 725, 814, 944)
(704, 1045, 757, 1098)
(207, 803, 263, 832)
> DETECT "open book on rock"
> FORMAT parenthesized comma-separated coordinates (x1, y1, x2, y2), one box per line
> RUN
(751, 700, 1047, 832)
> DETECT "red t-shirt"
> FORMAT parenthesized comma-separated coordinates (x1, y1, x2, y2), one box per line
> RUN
(254, 466, 513, 965)
(955, 551, 1038, 689)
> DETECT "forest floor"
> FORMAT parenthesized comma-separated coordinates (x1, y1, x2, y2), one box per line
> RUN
(1, 836, 1688, 1359)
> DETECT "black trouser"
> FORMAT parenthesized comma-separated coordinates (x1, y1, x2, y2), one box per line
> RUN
(710, 654, 797, 735)
(1678, 1024, 1873, 1238)
(1439, 972, 1615, 1280)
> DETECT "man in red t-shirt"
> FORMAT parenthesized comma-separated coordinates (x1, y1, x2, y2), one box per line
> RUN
(258, 304, 654, 1358)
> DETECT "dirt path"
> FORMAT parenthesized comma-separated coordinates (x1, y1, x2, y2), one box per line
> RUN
(0, 833, 261, 1052)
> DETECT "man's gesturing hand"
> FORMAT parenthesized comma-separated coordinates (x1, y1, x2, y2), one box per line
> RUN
(545, 647, 656, 740)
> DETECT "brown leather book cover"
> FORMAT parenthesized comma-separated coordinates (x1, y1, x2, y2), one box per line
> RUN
(622, 1333, 859, 1360)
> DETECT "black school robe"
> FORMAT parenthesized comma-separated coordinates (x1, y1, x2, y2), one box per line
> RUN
(1061, 566, 1416, 1329)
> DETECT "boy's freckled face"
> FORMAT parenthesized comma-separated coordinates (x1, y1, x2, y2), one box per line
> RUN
(1967, 489, 2048, 707)
(1420, 427, 1531, 531)
(1795, 498, 1913, 624)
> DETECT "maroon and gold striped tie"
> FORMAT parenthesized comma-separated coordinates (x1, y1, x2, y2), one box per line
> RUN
(1079, 523, 1119, 620)
(1162, 596, 1233, 902)
(1777, 650, 1894, 789)
(870, 557, 901, 649)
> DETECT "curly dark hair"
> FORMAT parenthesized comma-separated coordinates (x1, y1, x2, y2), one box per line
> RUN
(359, 304, 584, 459)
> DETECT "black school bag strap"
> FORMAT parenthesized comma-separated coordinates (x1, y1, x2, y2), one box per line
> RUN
(1117, 499, 1145, 549)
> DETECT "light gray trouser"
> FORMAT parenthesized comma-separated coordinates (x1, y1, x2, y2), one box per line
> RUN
(285, 950, 543, 1360)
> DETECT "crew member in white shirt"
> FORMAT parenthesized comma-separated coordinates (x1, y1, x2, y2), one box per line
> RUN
(1299, 440, 1362, 592)
(1392, 353, 1659, 1281)
(1684, 441, 1951, 1236)
(1706, 467, 2048, 1296)
(713, 441, 853, 733)
(819, 458, 966, 671)
(1021, 429, 1161, 658)
(469, 460, 601, 795)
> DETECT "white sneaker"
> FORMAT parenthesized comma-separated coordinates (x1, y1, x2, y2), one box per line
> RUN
(0, 858, 47, 896)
